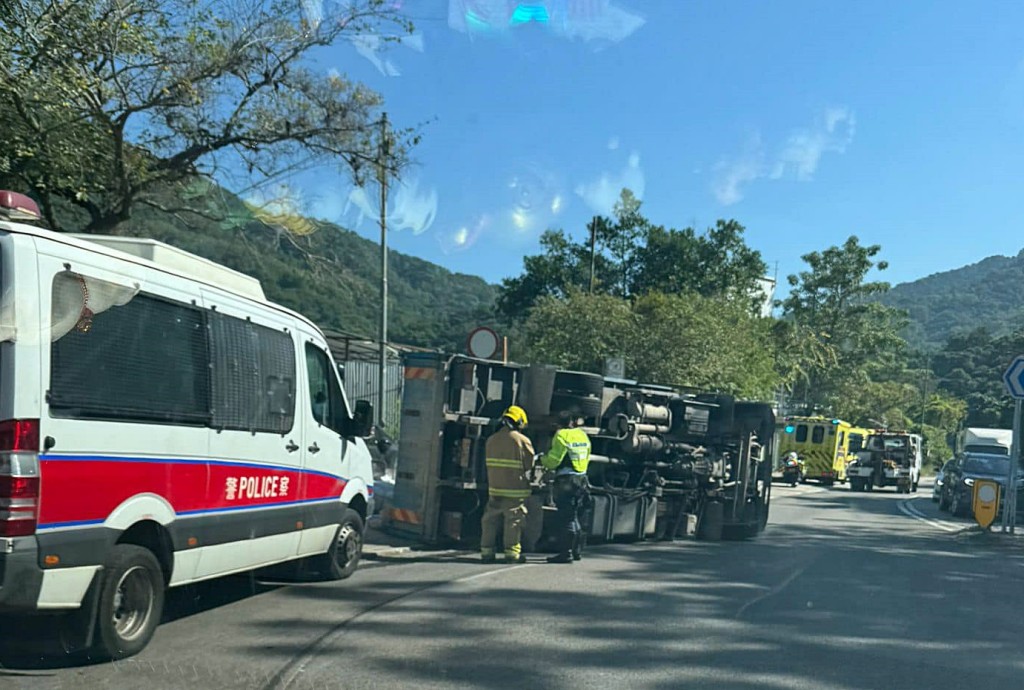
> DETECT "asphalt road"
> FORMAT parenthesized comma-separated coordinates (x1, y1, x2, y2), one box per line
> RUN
(4, 480, 1024, 690)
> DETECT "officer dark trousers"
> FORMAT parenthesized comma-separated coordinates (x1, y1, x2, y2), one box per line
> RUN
(550, 474, 590, 562)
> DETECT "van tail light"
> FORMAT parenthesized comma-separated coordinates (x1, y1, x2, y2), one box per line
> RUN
(0, 420, 40, 538)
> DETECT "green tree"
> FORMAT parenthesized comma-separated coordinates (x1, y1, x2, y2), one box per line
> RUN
(497, 187, 766, 319)
(496, 229, 616, 320)
(781, 236, 907, 410)
(522, 290, 779, 399)
(0, 0, 411, 233)
(932, 327, 1021, 428)
(596, 189, 648, 298)
(630, 292, 778, 398)
(633, 219, 767, 310)
(521, 290, 635, 373)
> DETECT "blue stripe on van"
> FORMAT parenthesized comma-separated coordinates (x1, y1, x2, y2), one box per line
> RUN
(39, 453, 350, 482)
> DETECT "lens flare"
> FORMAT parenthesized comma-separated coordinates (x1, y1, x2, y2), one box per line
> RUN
(449, 1, 645, 44)
(440, 214, 489, 254)
(342, 178, 438, 236)
(246, 184, 318, 236)
(511, 208, 530, 230)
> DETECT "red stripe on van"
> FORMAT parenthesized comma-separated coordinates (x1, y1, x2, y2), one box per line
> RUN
(37, 458, 346, 526)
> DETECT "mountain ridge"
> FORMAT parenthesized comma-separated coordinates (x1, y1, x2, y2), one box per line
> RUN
(882, 247, 1024, 348)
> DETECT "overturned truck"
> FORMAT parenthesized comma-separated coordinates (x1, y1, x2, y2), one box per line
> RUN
(386, 353, 775, 549)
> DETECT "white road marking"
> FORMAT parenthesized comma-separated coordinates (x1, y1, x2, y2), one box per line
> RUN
(735, 562, 811, 619)
(898, 497, 961, 532)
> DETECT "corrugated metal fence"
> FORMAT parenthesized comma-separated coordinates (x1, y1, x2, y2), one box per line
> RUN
(340, 359, 404, 433)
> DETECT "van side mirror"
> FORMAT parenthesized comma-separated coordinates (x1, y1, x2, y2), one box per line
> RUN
(337, 363, 346, 383)
(352, 400, 374, 437)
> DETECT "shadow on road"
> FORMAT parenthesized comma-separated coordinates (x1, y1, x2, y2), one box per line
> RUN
(5, 486, 1024, 688)
(243, 492, 1024, 690)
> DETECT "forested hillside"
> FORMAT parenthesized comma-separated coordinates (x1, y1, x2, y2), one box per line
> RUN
(882, 250, 1024, 348)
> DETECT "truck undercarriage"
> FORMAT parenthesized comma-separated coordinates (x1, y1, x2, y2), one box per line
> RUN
(388, 354, 775, 549)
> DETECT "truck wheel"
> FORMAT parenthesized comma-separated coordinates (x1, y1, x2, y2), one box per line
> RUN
(850, 478, 861, 492)
(696, 501, 724, 542)
(550, 392, 602, 419)
(92, 544, 165, 661)
(553, 370, 605, 397)
(314, 509, 365, 580)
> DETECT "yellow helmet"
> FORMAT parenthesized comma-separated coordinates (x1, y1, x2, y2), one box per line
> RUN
(502, 405, 528, 429)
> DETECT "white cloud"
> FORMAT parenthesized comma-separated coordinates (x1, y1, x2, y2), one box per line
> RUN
(713, 154, 764, 206)
(771, 107, 855, 181)
(711, 107, 856, 205)
(575, 150, 645, 215)
(607, 136, 620, 150)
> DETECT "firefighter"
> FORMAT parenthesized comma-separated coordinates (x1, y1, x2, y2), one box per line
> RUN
(541, 410, 592, 564)
(480, 405, 535, 563)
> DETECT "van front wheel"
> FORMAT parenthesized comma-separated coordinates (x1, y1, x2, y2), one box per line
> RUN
(92, 545, 165, 660)
(316, 509, 365, 581)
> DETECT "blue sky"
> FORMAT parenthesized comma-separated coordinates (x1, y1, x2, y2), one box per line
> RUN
(281, 0, 1024, 292)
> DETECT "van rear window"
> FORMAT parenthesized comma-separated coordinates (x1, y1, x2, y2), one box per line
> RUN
(795, 425, 808, 443)
(50, 292, 210, 424)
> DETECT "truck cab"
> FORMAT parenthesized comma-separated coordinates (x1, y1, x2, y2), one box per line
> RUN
(848, 432, 923, 493)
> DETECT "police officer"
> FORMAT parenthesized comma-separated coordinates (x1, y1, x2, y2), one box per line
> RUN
(480, 405, 535, 563)
(541, 410, 592, 564)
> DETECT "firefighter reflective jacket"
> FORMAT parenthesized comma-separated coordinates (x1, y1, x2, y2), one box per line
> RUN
(542, 427, 592, 474)
(485, 426, 536, 499)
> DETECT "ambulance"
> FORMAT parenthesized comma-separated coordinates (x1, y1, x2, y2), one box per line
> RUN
(777, 416, 864, 485)
(0, 191, 375, 659)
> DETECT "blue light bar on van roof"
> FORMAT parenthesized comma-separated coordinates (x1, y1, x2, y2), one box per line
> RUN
(510, 3, 550, 24)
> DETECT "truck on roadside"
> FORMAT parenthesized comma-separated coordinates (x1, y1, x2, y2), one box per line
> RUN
(846, 431, 923, 493)
(957, 427, 1012, 457)
(384, 353, 776, 549)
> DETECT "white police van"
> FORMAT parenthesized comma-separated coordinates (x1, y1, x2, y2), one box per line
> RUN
(0, 191, 375, 658)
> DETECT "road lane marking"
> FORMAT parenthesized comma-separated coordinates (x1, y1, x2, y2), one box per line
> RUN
(265, 564, 532, 690)
(735, 562, 811, 619)
(898, 497, 961, 532)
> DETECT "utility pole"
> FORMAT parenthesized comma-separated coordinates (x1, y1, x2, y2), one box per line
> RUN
(377, 113, 389, 430)
(588, 216, 597, 294)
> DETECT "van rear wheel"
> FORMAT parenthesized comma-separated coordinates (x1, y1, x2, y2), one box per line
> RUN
(92, 545, 165, 660)
(315, 509, 365, 581)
